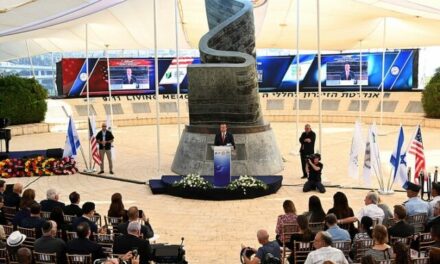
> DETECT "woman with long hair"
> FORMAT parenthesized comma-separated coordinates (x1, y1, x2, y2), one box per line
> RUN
(351, 216, 373, 258)
(306, 195, 326, 223)
(327, 192, 356, 236)
(287, 214, 315, 263)
(275, 200, 298, 245)
(12, 189, 36, 227)
(107, 193, 128, 222)
(366, 225, 394, 261)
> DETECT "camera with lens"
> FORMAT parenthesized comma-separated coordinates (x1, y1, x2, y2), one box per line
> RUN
(240, 247, 255, 263)
(306, 153, 321, 161)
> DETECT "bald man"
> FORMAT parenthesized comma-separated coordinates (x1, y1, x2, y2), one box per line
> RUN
(299, 124, 316, 179)
(242, 229, 280, 264)
(96, 123, 114, 174)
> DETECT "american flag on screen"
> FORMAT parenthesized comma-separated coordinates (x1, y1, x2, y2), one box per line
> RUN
(408, 125, 425, 182)
(88, 117, 101, 165)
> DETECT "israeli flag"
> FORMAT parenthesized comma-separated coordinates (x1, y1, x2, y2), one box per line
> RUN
(63, 116, 81, 158)
(390, 125, 407, 184)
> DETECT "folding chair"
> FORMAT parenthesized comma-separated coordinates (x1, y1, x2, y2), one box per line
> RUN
(292, 241, 314, 264)
(407, 214, 427, 233)
(354, 239, 374, 262)
(34, 252, 57, 264)
(17, 226, 37, 250)
(280, 223, 299, 264)
(67, 254, 92, 264)
(332, 240, 351, 259)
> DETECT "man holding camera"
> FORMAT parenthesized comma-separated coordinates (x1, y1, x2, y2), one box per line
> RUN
(299, 124, 316, 179)
(241, 229, 280, 264)
(303, 153, 325, 193)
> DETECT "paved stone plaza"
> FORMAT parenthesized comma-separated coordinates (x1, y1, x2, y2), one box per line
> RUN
(5, 122, 440, 263)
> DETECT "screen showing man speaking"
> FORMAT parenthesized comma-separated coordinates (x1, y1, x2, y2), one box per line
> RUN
(109, 59, 150, 90)
(326, 55, 368, 86)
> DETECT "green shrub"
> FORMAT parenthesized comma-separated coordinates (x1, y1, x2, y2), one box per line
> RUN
(0, 75, 47, 125)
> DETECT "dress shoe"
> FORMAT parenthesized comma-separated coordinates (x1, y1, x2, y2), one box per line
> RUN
(110, 171, 114, 175)
(98, 171, 104, 174)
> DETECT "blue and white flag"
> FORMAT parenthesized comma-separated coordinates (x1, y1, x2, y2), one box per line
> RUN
(390, 125, 408, 184)
(63, 116, 81, 158)
(348, 121, 363, 179)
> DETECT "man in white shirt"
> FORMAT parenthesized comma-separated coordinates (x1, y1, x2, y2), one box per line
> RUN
(429, 182, 440, 219)
(304, 231, 348, 264)
(338, 191, 385, 225)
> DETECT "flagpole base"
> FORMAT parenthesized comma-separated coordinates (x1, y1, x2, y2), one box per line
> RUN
(83, 168, 97, 173)
(378, 189, 394, 195)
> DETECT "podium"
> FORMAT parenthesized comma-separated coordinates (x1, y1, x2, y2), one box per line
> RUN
(212, 146, 232, 187)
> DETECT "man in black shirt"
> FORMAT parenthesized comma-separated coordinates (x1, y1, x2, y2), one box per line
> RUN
(113, 222, 151, 264)
(299, 124, 316, 179)
(63, 192, 82, 217)
(67, 222, 107, 261)
(303, 153, 325, 193)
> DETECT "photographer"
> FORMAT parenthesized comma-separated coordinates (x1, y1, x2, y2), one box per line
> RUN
(303, 153, 326, 193)
(241, 229, 280, 264)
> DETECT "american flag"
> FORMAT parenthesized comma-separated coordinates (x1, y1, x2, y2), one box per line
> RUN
(408, 125, 425, 181)
(88, 117, 101, 165)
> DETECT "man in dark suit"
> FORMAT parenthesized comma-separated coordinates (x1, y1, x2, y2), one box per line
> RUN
(34, 220, 67, 264)
(426, 201, 440, 231)
(96, 123, 114, 174)
(214, 123, 235, 149)
(122, 68, 138, 85)
(299, 124, 316, 179)
(40, 188, 65, 213)
(63, 191, 82, 217)
(0, 180, 5, 198)
(20, 203, 45, 238)
(4, 183, 23, 209)
(388, 205, 415, 238)
(72, 202, 100, 236)
(340, 63, 356, 81)
(113, 222, 151, 264)
(67, 222, 107, 261)
(117, 206, 154, 239)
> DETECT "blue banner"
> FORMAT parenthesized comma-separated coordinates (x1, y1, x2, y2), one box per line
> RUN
(213, 146, 231, 187)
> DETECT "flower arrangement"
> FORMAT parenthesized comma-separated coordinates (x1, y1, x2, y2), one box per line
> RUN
(173, 174, 213, 190)
(0, 156, 77, 178)
(227, 175, 268, 195)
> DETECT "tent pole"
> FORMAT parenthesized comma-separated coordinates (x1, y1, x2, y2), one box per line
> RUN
(25, 40, 35, 79)
(85, 24, 91, 171)
(153, 0, 161, 178)
(317, 0, 322, 154)
(106, 45, 114, 129)
(359, 40, 362, 122)
(380, 17, 386, 128)
(174, 0, 181, 139)
(51, 52, 56, 96)
(295, 0, 300, 155)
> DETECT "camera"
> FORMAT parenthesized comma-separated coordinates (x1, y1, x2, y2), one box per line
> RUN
(132, 248, 138, 257)
(306, 153, 321, 161)
(240, 247, 255, 263)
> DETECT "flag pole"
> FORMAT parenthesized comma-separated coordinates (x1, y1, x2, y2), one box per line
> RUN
(106, 44, 114, 129)
(174, 0, 181, 139)
(379, 17, 386, 130)
(85, 24, 91, 171)
(359, 40, 363, 122)
(290, 0, 301, 156)
(153, 0, 161, 178)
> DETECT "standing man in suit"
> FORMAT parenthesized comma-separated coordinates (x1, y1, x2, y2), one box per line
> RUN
(299, 124, 316, 179)
(340, 63, 356, 81)
(122, 68, 137, 85)
(96, 123, 114, 174)
(214, 123, 235, 149)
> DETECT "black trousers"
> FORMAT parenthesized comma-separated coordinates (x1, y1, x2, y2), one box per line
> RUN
(300, 152, 310, 177)
(303, 180, 326, 193)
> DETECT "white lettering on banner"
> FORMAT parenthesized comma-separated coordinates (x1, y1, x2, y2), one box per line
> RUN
(101, 94, 188, 102)
(260, 92, 382, 99)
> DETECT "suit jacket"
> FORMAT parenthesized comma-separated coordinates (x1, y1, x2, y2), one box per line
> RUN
(113, 234, 151, 264)
(96, 130, 114, 150)
(299, 131, 316, 154)
(63, 204, 83, 217)
(67, 237, 107, 261)
(117, 221, 154, 239)
(72, 216, 98, 234)
(40, 199, 65, 212)
(34, 235, 67, 264)
(340, 70, 356, 80)
(214, 131, 235, 149)
(388, 220, 415, 238)
(4, 192, 20, 209)
(122, 75, 137, 85)
(20, 216, 45, 238)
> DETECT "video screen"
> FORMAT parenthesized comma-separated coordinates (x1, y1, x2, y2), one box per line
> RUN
(109, 59, 150, 90)
(326, 55, 368, 86)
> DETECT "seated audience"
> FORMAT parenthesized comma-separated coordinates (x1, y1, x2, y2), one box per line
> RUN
(63, 191, 82, 217)
(325, 213, 350, 241)
(392, 241, 409, 264)
(67, 222, 107, 261)
(40, 188, 65, 213)
(377, 194, 393, 227)
(117, 206, 154, 239)
(432, 224, 440, 248)
(304, 195, 326, 223)
(241, 229, 280, 264)
(0, 180, 5, 198)
(351, 216, 373, 258)
(275, 200, 298, 245)
(338, 191, 384, 225)
(113, 221, 151, 264)
(403, 182, 429, 216)
(427, 200, 440, 231)
(17, 247, 32, 264)
(6, 230, 26, 258)
(327, 192, 356, 237)
(50, 207, 69, 240)
(387, 205, 414, 238)
(0, 195, 7, 225)
(430, 247, 440, 263)
(72, 202, 102, 236)
(19, 202, 45, 238)
(12, 188, 36, 227)
(108, 193, 128, 222)
(430, 182, 440, 219)
(360, 255, 376, 264)
(365, 225, 394, 261)
(34, 220, 67, 264)
(290, 214, 315, 244)
(4, 183, 23, 209)
(304, 231, 348, 264)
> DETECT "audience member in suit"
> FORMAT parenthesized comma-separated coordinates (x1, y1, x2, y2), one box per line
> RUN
(50, 207, 69, 241)
(67, 222, 107, 261)
(12, 188, 35, 227)
(20, 203, 45, 238)
(299, 124, 316, 179)
(214, 123, 235, 149)
(108, 193, 128, 222)
(426, 200, 440, 232)
(63, 191, 83, 217)
(0, 180, 5, 198)
(71, 202, 105, 241)
(113, 221, 151, 264)
(40, 188, 65, 213)
(4, 183, 23, 209)
(388, 205, 415, 238)
(117, 206, 154, 239)
(34, 220, 67, 264)
(0, 196, 8, 225)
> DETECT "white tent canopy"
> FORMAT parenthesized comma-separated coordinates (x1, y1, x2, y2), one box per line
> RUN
(2, 0, 440, 61)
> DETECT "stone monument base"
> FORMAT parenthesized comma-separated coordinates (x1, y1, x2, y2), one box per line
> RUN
(171, 124, 283, 176)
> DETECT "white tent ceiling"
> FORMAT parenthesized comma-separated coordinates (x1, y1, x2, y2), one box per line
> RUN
(1, 0, 440, 61)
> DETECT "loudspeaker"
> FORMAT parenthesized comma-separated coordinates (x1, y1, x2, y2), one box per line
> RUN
(46, 148, 63, 159)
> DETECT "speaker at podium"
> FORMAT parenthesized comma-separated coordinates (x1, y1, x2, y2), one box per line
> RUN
(212, 145, 234, 187)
